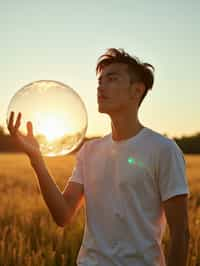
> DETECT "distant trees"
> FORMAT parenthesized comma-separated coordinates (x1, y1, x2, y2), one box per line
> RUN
(0, 123, 199, 153)
(174, 133, 200, 154)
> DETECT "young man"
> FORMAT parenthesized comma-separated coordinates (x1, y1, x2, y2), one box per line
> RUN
(8, 48, 190, 266)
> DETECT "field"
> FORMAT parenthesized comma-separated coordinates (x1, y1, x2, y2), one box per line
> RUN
(0, 153, 199, 266)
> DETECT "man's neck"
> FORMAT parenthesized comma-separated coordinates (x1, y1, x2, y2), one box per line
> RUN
(110, 114, 144, 142)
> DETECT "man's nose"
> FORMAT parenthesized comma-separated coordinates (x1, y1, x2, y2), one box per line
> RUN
(97, 87, 106, 97)
(97, 82, 106, 94)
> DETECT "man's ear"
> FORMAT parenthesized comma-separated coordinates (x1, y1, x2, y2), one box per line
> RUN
(130, 82, 145, 101)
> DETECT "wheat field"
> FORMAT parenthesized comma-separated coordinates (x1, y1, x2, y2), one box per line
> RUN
(0, 153, 199, 266)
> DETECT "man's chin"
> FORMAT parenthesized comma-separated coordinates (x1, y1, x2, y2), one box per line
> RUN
(98, 107, 108, 114)
(98, 107, 112, 115)
(98, 109, 106, 114)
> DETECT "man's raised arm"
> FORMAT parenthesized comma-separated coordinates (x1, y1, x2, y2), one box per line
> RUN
(7, 111, 84, 227)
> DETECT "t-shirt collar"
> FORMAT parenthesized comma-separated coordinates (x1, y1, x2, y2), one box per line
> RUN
(109, 127, 148, 147)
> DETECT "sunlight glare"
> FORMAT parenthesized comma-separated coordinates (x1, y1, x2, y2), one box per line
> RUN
(36, 113, 71, 142)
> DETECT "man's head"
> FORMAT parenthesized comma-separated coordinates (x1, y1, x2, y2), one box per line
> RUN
(96, 48, 154, 115)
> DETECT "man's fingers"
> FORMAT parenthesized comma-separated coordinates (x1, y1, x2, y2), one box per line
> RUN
(14, 112, 21, 131)
(27, 121, 34, 137)
(8, 111, 14, 127)
(8, 112, 34, 138)
(7, 111, 15, 134)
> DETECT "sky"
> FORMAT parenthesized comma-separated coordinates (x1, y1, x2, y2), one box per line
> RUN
(0, 0, 199, 138)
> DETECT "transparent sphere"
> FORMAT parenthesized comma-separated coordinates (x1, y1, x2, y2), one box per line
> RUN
(7, 80, 88, 156)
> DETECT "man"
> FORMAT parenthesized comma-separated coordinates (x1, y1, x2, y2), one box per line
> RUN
(8, 48, 190, 266)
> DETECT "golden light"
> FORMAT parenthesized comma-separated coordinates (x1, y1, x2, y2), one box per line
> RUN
(35, 113, 72, 142)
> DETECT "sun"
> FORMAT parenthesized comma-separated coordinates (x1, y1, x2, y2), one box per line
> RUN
(36, 113, 71, 141)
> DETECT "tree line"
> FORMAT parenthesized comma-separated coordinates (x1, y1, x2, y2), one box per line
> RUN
(0, 125, 200, 154)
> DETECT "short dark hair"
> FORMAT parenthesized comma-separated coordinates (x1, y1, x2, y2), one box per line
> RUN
(96, 48, 155, 107)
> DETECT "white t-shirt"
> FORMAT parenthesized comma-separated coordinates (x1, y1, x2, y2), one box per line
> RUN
(68, 127, 190, 266)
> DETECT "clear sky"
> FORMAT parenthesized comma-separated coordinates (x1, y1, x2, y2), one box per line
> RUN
(0, 0, 199, 138)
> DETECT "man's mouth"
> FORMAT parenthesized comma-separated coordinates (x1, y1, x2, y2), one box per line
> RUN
(98, 95, 108, 101)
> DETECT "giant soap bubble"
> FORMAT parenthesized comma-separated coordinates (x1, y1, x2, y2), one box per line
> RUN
(7, 80, 88, 156)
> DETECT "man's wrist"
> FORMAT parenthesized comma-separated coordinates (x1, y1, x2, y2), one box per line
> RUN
(29, 153, 44, 169)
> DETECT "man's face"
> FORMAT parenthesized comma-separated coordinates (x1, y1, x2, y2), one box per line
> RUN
(97, 63, 136, 115)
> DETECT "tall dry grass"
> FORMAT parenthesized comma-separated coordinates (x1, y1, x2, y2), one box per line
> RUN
(0, 153, 199, 266)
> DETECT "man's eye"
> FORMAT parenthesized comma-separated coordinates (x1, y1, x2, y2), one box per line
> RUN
(109, 76, 117, 81)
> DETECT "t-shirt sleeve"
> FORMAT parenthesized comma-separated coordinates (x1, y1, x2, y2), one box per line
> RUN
(67, 142, 87, 185)
(157, 141, 190, 202)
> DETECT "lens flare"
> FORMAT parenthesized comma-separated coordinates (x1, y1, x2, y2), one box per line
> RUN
(127, 156, 145, 168)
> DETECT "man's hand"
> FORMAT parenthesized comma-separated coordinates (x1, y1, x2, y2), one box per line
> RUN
(7, 111, 41, 158)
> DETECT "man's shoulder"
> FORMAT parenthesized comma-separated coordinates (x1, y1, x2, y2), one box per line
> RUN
(146, 127, 180, 152)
